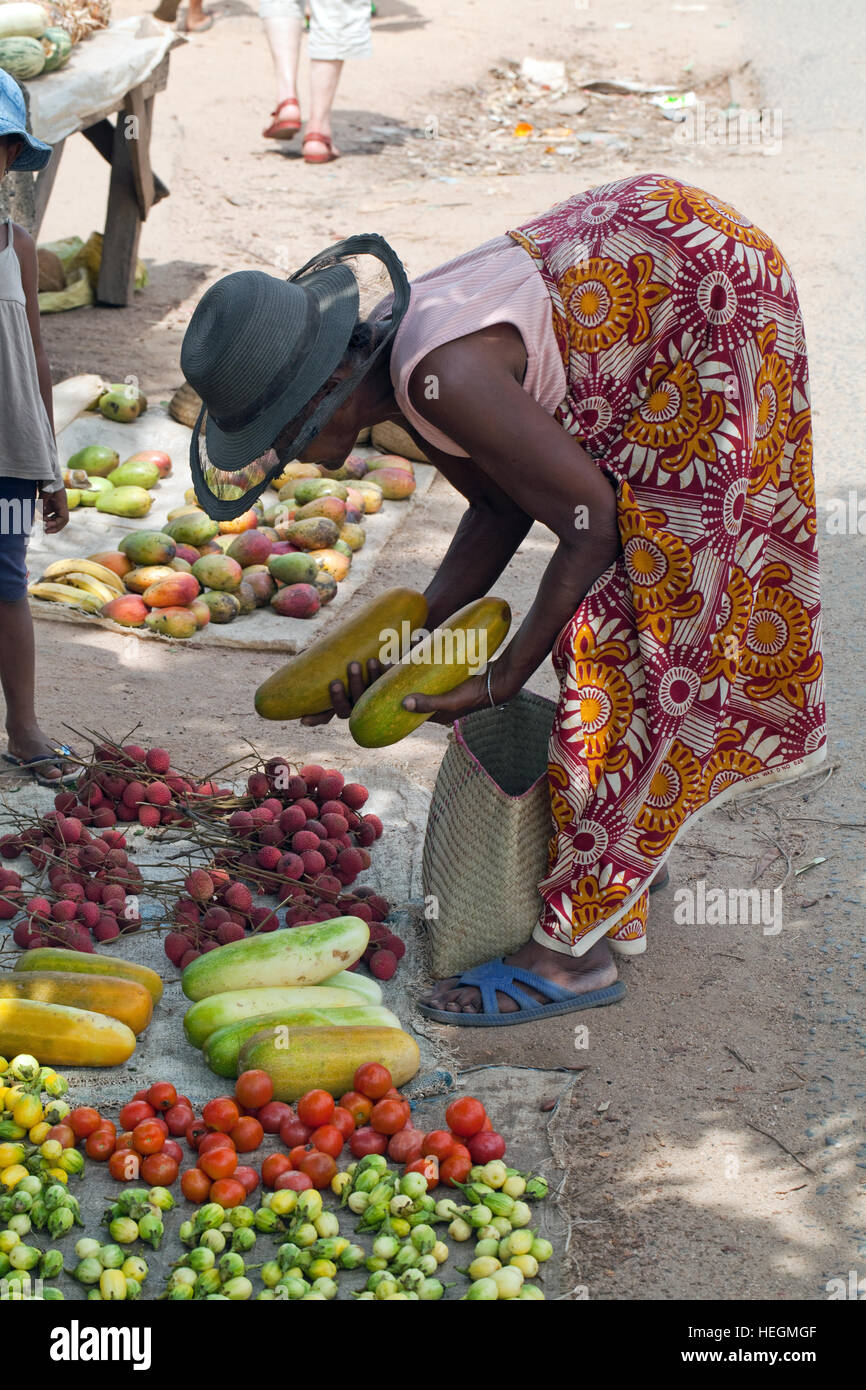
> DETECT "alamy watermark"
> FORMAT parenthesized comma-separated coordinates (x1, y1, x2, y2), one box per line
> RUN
(377, 622, 489, 676)
(675, 102, 783, 154)
(0, 498, 34, 536)
(673, 878, 783, 936)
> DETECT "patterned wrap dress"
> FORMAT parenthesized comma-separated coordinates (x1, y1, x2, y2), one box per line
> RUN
(500, 174, 826, 958)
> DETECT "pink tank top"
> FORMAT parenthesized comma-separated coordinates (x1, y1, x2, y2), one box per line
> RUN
(385, 235, 567, 458)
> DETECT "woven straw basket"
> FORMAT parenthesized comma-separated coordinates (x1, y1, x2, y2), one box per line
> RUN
(421, 690, 557, 978)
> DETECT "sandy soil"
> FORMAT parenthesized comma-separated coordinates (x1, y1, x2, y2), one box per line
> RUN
(11, 0, 862, 1303)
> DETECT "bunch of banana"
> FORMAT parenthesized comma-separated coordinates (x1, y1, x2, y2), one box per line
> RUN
(28, 559, 125, 613)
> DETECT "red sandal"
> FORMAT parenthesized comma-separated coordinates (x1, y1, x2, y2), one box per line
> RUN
(263, 98, 302, 140)
(302, 131, 339, 164)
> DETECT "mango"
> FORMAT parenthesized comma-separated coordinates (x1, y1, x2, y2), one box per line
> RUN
(145, 606, 198, 639)
(101, 594, 147, 627)
(367, 454, 415, 478)
(192, 554, 243, 592)
(77, 478, 114, 507)
(310, 548, 350, 582)
(338, 523, 365, 552)
(96, 486, 152, 518)
(227, 531, 273, 568)
(65, 489, 81, 509)
(234, 581, 258, 615)
(314, 570, 338, 606)
(275, 463, 321, 496)
(293, 478, 348, 507)
(324, 454, 367, 482)
(293, 496, 347, 525)
(212, 535, 236, 553)
(200, 591, 240, 624)
(125, 566, 177, 594)
(270, 584, 320, 619)
(142, 573, 201, 608)
(119, 531, 177, 566)
(88, 550, 134, 579)
(355, 481, 383, 514)
(66, 446, 119, 477)
(170, 557, 193, 573)
(369, 467, 415, 500)
(333, 539, 353, 559)
(219, 509, 259, 534)
(175, 544, 201, 564)
(242, 570, 276, 607)
(106, 382, 148, 413)
(267, 552, 317, 586)
(125, 449, 171, 478)
(344, 487, 366, 513)
(107, 459, 160, 490)
(165, 514, 219, 548)
(98, 388, 141, 423)
(167, 504, 203, 521)
(285, 517, 340, 552)
(190, 598, 211, 629)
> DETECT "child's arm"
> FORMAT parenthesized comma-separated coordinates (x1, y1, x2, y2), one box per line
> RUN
(12, 222, 68, 534)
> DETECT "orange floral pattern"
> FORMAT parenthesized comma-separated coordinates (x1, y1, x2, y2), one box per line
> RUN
(508, 175, 825, 957)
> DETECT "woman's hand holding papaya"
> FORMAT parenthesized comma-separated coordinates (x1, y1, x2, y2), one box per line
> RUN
(300, 657, 389, 726)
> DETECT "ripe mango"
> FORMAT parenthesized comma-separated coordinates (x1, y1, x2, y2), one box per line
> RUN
(293, 478, 348, 507)
(96, 485, 152, 518)
(324, 454, 367, 482)
(192, 554, 243, 592)
(293, 496, 347, 525)
(338, 523, 365, 552)
(125, 449, 171, 478)
(314, 570, 338, 606)
(242, 570, 276, 607)
(274, 462, 321, 494)
(270, 583, 320, 619)
(219, 509, 259, 534)
(101, 594, 147, 627)
(355, 481, 383, 514)
(268, 552, 317, 585)
(227, 531, 273, 568)
(200, 591, 240, 623)
(367, 454, 415, 478)
(285, 517, 340, 552)
(119, 531, 177, 566)
(88, 550, 134, 579)
(368, 467, 415, 500)
(190, 598, 211, 628)
(235, 581, 258, 615)
(98, 388, 142, 423)
(125, 565, 177, 594)
(142, 573, 201, 608)
(145, 606, 198, 638)
(310, 548, 350, 582)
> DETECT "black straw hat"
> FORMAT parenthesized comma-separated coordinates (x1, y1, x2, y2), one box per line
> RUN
(182, 233, 410, 520)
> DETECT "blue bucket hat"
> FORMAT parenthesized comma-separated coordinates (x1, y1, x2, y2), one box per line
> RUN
(0, 70, 52, 172)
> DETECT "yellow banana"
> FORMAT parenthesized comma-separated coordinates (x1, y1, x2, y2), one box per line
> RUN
(59, 573, 118, 605)
(41, 558, 125, 593)
(27, 582, 104, 614)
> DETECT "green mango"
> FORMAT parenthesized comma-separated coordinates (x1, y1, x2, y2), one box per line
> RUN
(77, 477, 114, 507)
(95, 485, 152, 518)
(98, 389, 141, 423)
(66, 445, 119, 477)
(107, 460, 160, 490)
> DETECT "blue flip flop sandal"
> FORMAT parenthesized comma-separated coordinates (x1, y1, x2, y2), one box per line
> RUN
(2, 744, 80, 789)
(417, 957, 626, 1028)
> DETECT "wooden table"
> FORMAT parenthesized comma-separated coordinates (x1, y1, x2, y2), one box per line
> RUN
(19, 43, 178, 307)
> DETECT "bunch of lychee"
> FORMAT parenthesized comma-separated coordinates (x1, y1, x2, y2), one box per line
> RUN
(0, 812, 142, 951)
(67, 741, 233, 829)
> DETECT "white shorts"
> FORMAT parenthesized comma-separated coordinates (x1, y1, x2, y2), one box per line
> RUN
(258, 0, 372, 61)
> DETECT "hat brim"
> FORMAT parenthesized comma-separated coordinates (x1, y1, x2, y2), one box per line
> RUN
(200, 262, 359, 476)
(6, 131, 53, 172)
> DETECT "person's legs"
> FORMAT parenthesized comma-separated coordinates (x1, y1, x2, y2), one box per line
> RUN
(0, 483, 69, 782)
(260, 0, 305, 133)
(303, 0, 371, 160)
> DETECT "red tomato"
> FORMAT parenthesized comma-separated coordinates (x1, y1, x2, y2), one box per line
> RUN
(85, 1128, 116, 1162)
(382, 1086, 404, 1101)
(338, 1091, 373, 1127)
(202, 1097, 240, 1134)
(387, 1129, 425, 1164)
(146, 1082, 177, 1113)
(405, 1155, 439, 1189)
(445, 1096, 487, 1138)
(141, 1152, 179, 1186)
(353, 1063, 392, 1100)
(309, 1124, 344, 1159)
(370, 1099, 408, 1136)
(422, 1130, 457, 1162)
(131, 1088, 150, 1103)
(234, 1070, 274, 1110)
(185, 1117, 208, 1150)
(298, 1150, 336, 1188)
(258, 1101, 294, 1135)
(261, 1152, 292, 1188)
(274, 1169, 312, 1192)
(234, 1165, 260, 1195)
(151, 1116, 169, 1138)
(450, 1142, 472, 1162)
(176, 1095, 192, 1109)
(481, 1114, 494, 1132)
(296, 1089, 335, 1128)
(162, 1139, 184, 1163)
(165, 1104, 195, 1137)
(349, 1126, 388, 1158)
(68, 1106, 103, 1140)
(209, 1177, 247, 1208)
(288, 1144, 312, 1170)
(94, 1119, 117, 1139)
(331, 1107, 356, 1140)
(199, 1146, 238, 1181)
(180, 1167, 211, 1203)
(131, 1120, 165, 1156)
(279, 1117, 313, 1149)
(440, 1152, 472, 1187)
(114, 1130, 135, 1153)
(467, 1130, 506, 1163)
(45, 1124, 76, 1149)
(198, 1131, 236, 1157)
(119, 1100, 155, 1130)
(109, 1148, 140, 1182)
(230, 1117, 264, 1153)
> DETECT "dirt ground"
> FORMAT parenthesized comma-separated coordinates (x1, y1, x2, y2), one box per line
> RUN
(11, 0, 863, 1302)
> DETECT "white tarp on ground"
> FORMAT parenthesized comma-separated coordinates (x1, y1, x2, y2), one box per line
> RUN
(28, 403, 435, 650)
(27, 16, 178, 146)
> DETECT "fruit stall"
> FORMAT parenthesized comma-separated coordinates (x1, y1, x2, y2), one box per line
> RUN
(0, 736, 567, 1301)
(24, 377, 437, 652)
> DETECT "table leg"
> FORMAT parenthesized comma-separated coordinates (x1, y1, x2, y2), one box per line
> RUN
(96, 100, 144, 306)
(31, 138, 65, 238)
(81, 119, 169, 204)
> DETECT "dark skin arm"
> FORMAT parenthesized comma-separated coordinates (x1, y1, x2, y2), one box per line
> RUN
(12, 222, 68, 536)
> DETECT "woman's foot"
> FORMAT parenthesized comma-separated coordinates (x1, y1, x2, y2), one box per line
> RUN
(302, 130, 340, 163)
(5, 724, 76, 784)
(420, 936, 618, 1016)
(264, 98, 302, 140)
